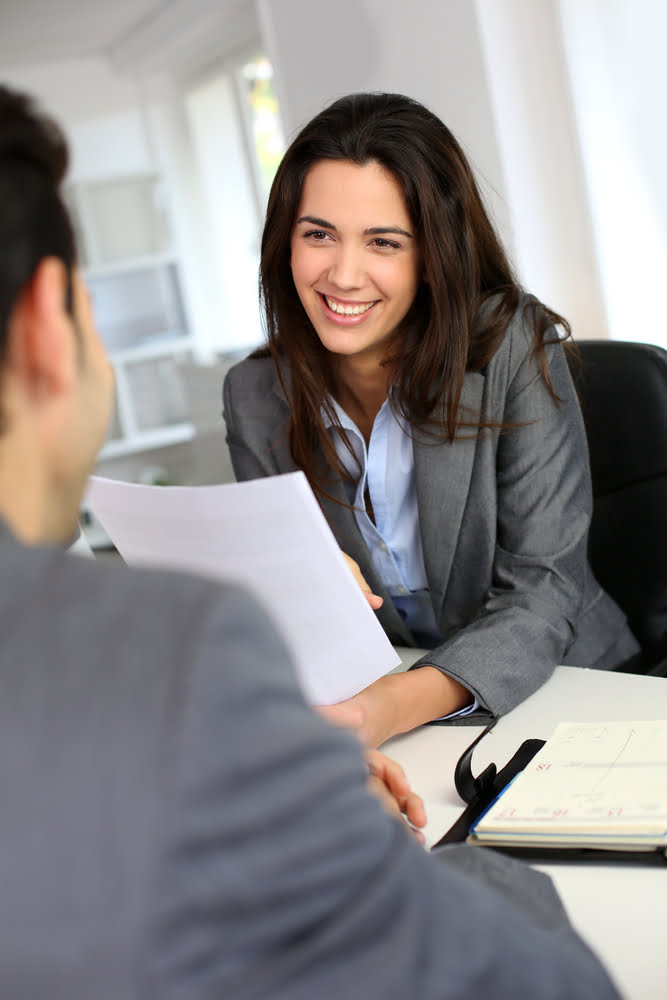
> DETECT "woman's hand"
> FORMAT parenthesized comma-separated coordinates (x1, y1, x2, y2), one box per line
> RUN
(318, 674, 400, 747)
(365, 748, 427, 844)
(318, 668, 473, 748)
(342, 552, 383, 610)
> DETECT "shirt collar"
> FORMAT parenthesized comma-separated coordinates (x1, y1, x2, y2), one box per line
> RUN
(321, 392, 396, 434)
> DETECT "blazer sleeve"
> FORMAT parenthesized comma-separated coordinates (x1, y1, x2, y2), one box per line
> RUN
(150, 584, 619, 1000)
(413, 330, 595, 719)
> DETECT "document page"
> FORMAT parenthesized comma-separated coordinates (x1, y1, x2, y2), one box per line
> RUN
(85, 472, 400, 705)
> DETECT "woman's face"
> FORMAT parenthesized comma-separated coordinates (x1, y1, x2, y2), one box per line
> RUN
(290, 159, 421, 366)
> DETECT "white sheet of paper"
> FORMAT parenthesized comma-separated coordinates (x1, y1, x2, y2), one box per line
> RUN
(85, 471, 400, 704)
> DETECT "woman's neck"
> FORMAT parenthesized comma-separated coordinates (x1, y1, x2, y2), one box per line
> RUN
(332, 355, 395, 444)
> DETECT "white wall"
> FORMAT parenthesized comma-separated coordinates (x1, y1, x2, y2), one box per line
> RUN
(558, 0, 667, 346)
(2, 57, 155, 180)
(1, 57, 223, 357)
(258, 0, 510, 244)
(6, 0, 666, 360)
(476, 0, 607, 337)
(258, 0, 608, 340)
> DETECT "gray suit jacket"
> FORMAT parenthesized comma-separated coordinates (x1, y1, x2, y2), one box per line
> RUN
(0, 520, 620, 999)
(223, 309, 639, 720)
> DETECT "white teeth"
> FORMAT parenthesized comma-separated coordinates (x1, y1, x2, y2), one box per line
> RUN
(324, 296, 376, 316)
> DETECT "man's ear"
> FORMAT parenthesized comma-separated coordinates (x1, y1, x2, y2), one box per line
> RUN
(9, 257, 76, 400)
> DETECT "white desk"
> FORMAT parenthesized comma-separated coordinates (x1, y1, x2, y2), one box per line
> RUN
(383, 660, 667, 1000)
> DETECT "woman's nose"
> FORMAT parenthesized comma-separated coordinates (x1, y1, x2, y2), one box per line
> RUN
(328, 244, 364, 290)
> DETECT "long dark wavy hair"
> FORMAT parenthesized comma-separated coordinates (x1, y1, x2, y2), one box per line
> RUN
(257, 91, 570, 499)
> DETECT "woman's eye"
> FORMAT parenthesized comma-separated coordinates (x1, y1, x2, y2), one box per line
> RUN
(304, 230, 331, 241)
(371, 238, 399, 250)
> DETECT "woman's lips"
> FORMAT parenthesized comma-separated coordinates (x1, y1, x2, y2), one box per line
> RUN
(319, 292, 379, 323)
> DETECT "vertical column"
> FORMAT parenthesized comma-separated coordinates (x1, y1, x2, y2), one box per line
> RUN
(475, 0, 608, 338)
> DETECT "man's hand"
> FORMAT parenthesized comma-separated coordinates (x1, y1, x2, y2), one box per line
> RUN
(365, 748, 427, 844)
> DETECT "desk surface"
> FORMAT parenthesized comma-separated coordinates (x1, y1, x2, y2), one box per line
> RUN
(384, 661, 667, 1000)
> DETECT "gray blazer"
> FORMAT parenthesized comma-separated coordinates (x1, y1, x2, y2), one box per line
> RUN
(223, 310, 639, 720)
(0, 520, 620, 999)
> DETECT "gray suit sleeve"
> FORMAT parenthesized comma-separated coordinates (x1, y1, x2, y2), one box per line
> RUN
(151, 585, 620, 1000)
(413, 334, 594, 718)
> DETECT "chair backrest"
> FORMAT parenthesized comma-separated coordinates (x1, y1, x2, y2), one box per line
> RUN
(567, 340, 667, 668)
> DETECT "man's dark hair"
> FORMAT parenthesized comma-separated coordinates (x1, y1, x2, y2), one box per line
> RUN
(0, 85, 76, 355)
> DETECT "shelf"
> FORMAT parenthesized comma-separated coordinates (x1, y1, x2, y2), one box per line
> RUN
(72, 174, 171, 267)
(111, 333, 192, 365)
(83, 251, 177, 280)
(89, 261, 187, 355)
(69, 171, 196, 471)
(100, 421, 194, 460)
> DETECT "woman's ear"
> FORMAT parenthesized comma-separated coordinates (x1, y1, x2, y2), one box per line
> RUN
(9, 257, 76, 399)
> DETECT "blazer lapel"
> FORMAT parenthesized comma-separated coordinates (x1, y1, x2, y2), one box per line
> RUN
(318, 465, 415, 646)
(414, 371, 485, 624)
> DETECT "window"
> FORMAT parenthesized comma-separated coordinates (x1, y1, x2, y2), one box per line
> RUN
(237, 56, 286, 207)
(185, 55, 285, 354)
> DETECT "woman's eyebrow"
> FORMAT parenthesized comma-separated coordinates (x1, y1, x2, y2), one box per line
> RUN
(296, 215, 336, 229)
(296, 215, 413, 239)
(365, 225, 414, 239)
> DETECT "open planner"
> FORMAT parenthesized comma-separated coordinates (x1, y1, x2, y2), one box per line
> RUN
(467, 720, 667, 855)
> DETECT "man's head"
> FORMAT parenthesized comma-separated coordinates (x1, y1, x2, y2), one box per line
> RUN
(0, 85, 113, 544)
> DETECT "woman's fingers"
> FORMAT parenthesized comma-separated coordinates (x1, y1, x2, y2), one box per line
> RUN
(342, 552, 383, 609)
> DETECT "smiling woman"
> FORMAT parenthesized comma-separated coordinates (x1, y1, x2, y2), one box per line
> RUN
(290, 160, 420, 391)
(222, 92, 640, 748)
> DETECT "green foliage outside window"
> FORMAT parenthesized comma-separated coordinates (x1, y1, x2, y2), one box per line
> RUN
(241, 57, 286, 201)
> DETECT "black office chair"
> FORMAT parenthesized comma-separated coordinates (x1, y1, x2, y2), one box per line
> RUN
(566, 340, 667, 676)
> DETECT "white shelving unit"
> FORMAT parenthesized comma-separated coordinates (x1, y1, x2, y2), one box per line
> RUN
(66, 173, 195, 461)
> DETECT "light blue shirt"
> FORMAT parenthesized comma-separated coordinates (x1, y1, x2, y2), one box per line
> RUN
(324, 396, 477, 719)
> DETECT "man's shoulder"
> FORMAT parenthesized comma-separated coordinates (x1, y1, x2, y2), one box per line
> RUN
(10, 540, 275, 682)
(61, 548, 263, 628)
